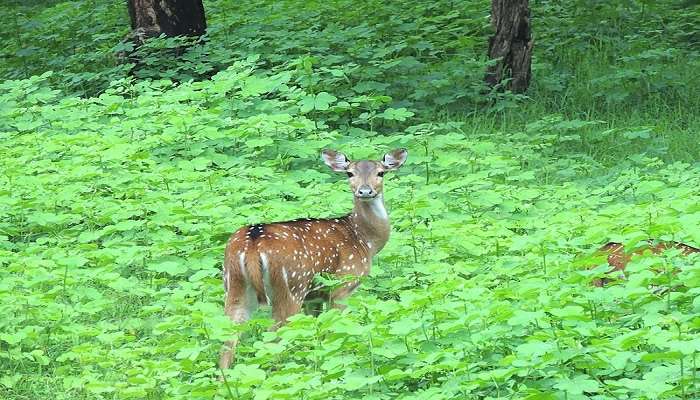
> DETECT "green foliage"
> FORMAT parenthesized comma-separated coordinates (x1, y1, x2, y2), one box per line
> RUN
(1, 0, 700, 399)
(0, 0, 128, 96)
(4, 0, 698, 120)
(2, 0, 698, 165)
(3, 64, 700, 400)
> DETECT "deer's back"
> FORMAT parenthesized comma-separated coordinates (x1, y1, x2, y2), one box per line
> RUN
(224, 217, 372, 302)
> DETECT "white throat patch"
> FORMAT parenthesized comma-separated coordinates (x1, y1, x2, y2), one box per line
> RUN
(368, 195, 388, 220)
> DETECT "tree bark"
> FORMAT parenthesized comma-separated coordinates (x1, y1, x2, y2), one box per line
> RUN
(127, 0, 206, 44)
(485, 0, 533, 93)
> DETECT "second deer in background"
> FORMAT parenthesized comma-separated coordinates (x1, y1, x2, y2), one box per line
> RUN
(592, 239, 700, 287)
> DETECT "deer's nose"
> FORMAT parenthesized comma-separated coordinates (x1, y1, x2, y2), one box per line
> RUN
(356, 185, 375, 197)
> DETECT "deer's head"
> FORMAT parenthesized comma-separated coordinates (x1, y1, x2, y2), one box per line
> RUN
(322, 148, 408, 200)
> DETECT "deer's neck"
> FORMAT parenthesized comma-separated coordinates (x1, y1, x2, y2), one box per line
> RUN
(348, 194, 391, 256)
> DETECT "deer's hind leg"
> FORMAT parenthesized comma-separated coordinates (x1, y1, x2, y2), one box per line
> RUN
(269, 266, 305, 329)
(219, 273, 258, 369)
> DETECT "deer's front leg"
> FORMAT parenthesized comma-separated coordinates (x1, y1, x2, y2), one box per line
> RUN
(330, 279, 361, 310)
(271, 294, 303, 329)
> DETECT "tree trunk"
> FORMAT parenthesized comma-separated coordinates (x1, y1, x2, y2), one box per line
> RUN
(485, 0, 533, 93)
(127, 0, 206, 44)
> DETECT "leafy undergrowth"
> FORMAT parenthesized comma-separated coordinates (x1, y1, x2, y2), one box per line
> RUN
(2, 65, 700, 399)
(3, 0, 699, 122)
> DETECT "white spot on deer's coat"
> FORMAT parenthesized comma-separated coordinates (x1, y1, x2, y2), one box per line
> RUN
(261, 253, 273, 304)
(282, 266, 295, 299)
(239, 252, 247, 280)
(222, 265, 229, 292)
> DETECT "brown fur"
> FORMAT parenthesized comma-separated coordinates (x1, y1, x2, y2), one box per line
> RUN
(224, 217, 376, 306)
(592, 240, 700, 287)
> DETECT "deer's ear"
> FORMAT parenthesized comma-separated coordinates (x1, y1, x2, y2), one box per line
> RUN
(381, 148, 408, 170)
(322, 149, 350, 172)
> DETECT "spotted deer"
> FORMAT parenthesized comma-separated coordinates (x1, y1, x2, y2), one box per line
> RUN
(592, 240, 700, 287)
(219, 148, 408, 368)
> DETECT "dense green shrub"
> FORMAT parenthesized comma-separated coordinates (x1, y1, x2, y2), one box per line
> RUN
(1, 0, 700, 399)
(3, 64, 700, 399)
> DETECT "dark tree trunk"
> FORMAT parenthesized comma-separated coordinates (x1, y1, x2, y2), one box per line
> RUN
(485, 0, 533, 93)
(127, 0, 206, 44)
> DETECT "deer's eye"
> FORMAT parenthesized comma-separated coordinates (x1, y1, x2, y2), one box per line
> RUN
(377, 171, 385, 177)
(347, 172, 354, 178)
